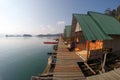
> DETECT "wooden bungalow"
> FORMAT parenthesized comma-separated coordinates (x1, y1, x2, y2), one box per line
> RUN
(71, 11, 120, 73)
(63, 25, 71, 43)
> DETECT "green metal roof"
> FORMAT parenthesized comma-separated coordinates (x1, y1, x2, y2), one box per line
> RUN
(88, 11, 120, 35)
(65, 25, 71, 38)
(73, 14, 112, 40)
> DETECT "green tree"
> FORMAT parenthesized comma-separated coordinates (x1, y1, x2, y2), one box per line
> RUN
(117, 5, 120, 15)
(111, 9, 117, 17)
(105, 8, 112, 16)
(117, 5, 120, 22)
(105, 5, 120, 22)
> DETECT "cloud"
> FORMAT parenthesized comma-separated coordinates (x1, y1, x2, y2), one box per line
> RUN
(37, 22, 65, 34)
(57, 21, 65, 25)
(38, 25, 56, 34)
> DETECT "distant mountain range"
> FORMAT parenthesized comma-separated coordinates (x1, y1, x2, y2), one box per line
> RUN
(5, 33, 61, 37)
(36, 33, 61, 37)
(5, 34, 32, 37)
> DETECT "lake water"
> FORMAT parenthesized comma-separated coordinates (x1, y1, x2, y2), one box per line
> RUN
(0, 37, 56, 80)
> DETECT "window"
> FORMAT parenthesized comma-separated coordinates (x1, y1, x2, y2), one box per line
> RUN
(91, 40, 96, 43)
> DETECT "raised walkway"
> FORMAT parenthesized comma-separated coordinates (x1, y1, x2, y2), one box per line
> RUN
(53, 37, 86, 80)
(31, 37, 120, 80)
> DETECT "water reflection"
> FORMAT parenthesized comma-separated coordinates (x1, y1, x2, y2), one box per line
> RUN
(0, 37, 55, 80)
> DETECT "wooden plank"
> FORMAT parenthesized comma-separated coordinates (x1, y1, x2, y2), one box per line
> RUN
(114, 68, 120, 75)
(87, 68, 120, 80)
(53, 77, 86, 80)
(53, 72, 83, 76)
(56, 39, 120, 80)
(53, 39, 85, 80)
(100, 73, 112, 80)
(53, 39, 86, 80)
(87, 75, 105, 80)
(100, 72, 116, 80)
(107, 71, 120, 80)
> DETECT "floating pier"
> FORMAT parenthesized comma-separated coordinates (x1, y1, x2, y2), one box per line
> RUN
(31, 37, 120, 80)
(52, 37, 86, 80)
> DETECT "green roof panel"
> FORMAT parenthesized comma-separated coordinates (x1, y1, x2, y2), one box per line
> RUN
(65, 25, 71, 38)
(88, 11, 120, 35)
(73, 14, 112, 40)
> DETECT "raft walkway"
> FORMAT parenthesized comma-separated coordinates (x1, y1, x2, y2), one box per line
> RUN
(53, 37, 120, 80)
(53, 37, 86, 80)
(31, 37, 120, 80)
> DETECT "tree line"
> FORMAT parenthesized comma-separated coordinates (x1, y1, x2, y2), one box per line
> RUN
(105, 5, 120, 22)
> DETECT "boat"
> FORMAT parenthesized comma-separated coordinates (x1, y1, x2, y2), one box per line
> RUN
(44, 42, 58, 44)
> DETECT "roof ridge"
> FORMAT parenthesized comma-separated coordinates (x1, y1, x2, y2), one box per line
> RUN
(88, 11, 115, 18)
(88, 11, 104, 15)
(73, 13, 87, 16)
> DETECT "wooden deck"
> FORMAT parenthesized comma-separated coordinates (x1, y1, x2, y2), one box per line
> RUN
(53, 37, 120, 80)
(87, 68, 120, 80)
(31, 37, 120, 80)
(53, 38, 86, 80)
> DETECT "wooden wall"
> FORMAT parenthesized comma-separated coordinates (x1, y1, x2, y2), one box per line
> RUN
(103, 35, 120, 52)
(89, 40, 103, 50)
(75, 31, 86, 51)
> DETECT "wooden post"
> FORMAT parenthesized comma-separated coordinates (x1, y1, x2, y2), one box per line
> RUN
(84, 62, 96, 74)
(86, 41, 90, 59)
(102, 52, 107, 73)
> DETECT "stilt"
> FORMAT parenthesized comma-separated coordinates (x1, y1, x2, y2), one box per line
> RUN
(102, 53, 107, 73)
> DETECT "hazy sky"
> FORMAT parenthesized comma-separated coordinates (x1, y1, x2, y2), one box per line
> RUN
(0, 0, 120, 35)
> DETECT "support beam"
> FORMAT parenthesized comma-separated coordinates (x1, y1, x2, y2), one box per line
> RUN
(84, 62, 96, 75)
(102, 53, 107, 73)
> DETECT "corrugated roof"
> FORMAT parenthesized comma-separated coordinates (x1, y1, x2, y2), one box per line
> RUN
(65, 25, 71, 38)
(88, 11, 120, 35)
(73, 14, 112, 40)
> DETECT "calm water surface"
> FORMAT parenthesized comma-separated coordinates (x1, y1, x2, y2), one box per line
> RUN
(0, 37, 56, 80)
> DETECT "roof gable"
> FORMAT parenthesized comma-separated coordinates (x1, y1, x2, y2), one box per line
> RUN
(75, 22, 81, 32)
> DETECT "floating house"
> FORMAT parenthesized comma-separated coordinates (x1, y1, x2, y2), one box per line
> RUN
(63, 25, 71, 42)
(71, 11, 120, 66)
(73, 12, 120, 52)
